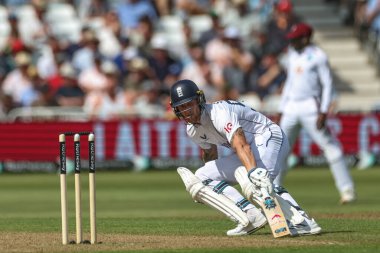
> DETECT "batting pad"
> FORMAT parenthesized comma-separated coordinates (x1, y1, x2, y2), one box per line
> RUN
(177, 167, 249, 226)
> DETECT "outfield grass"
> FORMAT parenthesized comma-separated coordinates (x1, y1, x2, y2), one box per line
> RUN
(0, 167, 379, 252)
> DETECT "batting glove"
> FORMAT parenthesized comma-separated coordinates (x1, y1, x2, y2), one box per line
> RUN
(248, 167, 273, 195)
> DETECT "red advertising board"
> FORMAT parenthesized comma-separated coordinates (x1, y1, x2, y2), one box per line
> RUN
(0, 113, 379, 171)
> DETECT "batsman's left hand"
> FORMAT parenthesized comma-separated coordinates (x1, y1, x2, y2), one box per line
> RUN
(248, 168, 273, 195)
(316, 113, 327, 130)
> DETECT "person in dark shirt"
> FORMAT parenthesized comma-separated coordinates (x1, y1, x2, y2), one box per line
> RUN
(265, 0, 301, 54)
(54, 63, 84, 107)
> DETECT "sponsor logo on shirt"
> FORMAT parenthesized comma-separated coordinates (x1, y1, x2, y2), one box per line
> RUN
(224, 123, 232, 133)
(200, 134, 208, 140)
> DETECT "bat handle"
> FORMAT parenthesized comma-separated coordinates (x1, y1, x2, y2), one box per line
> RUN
(261, 187, 270, 198)
(261, 187, 277, 209)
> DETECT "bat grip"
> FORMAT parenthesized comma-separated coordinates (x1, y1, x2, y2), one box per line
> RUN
(261, 187, 270, 198)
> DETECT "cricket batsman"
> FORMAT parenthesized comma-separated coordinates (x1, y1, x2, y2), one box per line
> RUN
(170, 79, 321, 236)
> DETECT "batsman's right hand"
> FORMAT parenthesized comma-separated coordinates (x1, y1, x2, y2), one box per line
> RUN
(248, 168, 273, 195)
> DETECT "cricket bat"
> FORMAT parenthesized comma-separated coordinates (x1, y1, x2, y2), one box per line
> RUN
(258, 188, 290, 238)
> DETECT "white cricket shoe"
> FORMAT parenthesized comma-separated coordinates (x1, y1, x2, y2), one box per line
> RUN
(289, 217, 322, 236)
(226, 208, 267, 236)
(340, 188, 356, 204)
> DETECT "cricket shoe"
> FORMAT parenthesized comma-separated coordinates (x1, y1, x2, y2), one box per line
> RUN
(288, 218, 322, 236)
(227, 208, 267, 236)
(340, 188, 356, 205)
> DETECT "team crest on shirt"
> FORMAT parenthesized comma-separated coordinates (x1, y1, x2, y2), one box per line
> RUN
(224, 123, 233, 133)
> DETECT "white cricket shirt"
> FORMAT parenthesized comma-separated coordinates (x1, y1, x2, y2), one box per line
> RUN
(187, 100, 273, 150)
(279, 45, 334, 114)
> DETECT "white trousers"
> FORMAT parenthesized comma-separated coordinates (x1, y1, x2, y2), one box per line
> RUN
(279, 100, 354, 193)
(195, 124, 290, 184)
(195, 125, 311, 217)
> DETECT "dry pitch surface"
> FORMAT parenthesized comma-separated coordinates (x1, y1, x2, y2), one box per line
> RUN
(0, 232, 345, 253)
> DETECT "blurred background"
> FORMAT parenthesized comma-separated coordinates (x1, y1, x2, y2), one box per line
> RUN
(0, 0, 379, 173)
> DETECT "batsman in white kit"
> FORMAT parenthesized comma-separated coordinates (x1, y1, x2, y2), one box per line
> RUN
(170, 79, 321, 237)
(276, 23, 356, 204)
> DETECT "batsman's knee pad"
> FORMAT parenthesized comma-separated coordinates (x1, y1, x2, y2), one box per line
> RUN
(177, 167, 249, 226)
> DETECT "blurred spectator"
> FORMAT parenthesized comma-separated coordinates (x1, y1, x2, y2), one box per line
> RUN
(153, 0, 173, 16)
(129, 15, 155, 57)
(179, 41, 219, 102)
(0, 70, 14, 118)
(175, 19, 195, 64)
(0, 93, 14, 119)
(77, 53, 108, 93)
(37, 36, 66, 79)
(115, 0, 158, 34)
(54, 62, 85, 107)
(249, 27, 273, 64)
(0, 13, 28, 75)
(83, 61, 127, 119)
(78, 0, 110, 21)
(1, 52, 34, 106)
(63, 26, 91, 60)
(182, 18, 193, 45)
(113, 38, 137, 75)
(134, 80, 165, 118)
(222, 0, 262, 46)
(17, 1, 48, 48)
(7, 13, 28, 51)
(147, 35, 183, 93)
(248, 0, 277, 24)
(97, 11, 122, 58)
(104, 10, 122, 37)
(248, 52, 286, 101)
(123, 56, 156, 106)
(72, 29, 100, 72)
(354, 0, 371, 44)
(198, 11, 223, 47)
(266, 0, 301, 54)
(365, 0, 380, 33)
(20, 65, 50, 106)
(222, 26, 255, 96)
(2, 0, 29, 9)
(204, 26, 233, 89)
(337, 0, 357, 26)
(174, 0, 209, 19)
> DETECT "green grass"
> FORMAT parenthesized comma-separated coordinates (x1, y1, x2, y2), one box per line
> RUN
(0, 167, 379, 252)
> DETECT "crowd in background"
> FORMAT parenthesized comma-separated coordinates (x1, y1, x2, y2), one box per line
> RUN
(0, 0, 303, 120)
(0, 0, 379, 121)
